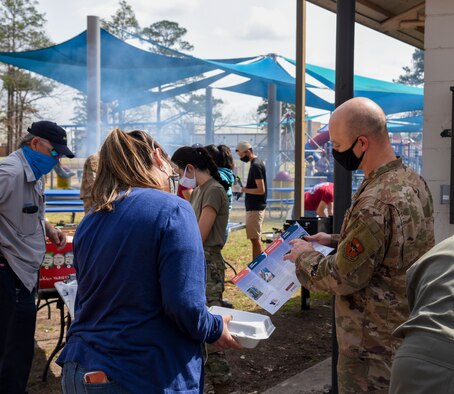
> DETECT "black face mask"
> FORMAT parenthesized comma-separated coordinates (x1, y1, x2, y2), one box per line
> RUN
(332, 137, 365, 171)
(240, 155, 250, 163)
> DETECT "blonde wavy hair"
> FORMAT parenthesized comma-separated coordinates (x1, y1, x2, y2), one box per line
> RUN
(91, 128, 171, 212)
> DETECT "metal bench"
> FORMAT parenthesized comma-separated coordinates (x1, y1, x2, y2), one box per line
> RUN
(266, 198, 294, 219)
(45, 207, 84, 213)
(45, 189, 83, 221)
(46, 201, 83, 206)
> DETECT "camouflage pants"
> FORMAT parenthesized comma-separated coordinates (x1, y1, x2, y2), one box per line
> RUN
(204, 247, 226, 307)
(204, 247, 231, 385)
(337, 354, 390, 393)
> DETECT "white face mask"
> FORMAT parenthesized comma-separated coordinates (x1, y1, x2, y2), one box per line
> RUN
(179, 165, 197, 189)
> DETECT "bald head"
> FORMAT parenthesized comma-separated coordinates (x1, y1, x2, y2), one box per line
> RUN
(330, 97, 387, 140)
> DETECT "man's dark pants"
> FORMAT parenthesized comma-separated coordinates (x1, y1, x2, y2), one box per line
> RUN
(0, 257, 36, 394)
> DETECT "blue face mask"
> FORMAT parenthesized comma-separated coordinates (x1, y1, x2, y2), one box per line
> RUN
(22, 145, 58, 179)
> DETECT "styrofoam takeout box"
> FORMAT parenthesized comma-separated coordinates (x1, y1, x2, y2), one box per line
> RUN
(209, 306, 275, 348)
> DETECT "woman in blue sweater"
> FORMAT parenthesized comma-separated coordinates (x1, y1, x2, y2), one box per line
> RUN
(57, 129, 240, 393)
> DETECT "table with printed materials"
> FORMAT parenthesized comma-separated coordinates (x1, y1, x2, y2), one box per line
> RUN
(37, 235, 75, 382)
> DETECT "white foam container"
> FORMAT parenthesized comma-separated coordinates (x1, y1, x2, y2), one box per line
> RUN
(209, 306, 275, 348)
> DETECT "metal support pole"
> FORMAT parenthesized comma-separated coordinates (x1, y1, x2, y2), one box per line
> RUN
(331, 1, 356, 393)
(450, 86, 454, 224)
(267, 82, 281, 185)
(205, 87, 214, 145)
(87, 16, 101, 155)
(295, 0, 307, 219)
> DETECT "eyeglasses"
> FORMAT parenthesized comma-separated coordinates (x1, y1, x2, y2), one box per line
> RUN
(38, 137, 61, 158)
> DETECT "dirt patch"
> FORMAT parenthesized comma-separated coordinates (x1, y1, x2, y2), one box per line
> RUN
(225, 297, 333, 393)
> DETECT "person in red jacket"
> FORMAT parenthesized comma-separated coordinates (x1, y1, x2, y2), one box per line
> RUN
(304, 182, 333, 217)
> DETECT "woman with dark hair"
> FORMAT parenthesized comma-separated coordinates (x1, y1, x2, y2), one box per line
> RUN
(205, 144, 235, 211)
(171, 146, 232, 393)
(57, 129, 240, 394)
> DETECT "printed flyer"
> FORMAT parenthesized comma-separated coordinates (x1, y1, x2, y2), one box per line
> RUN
(231, 223, 333, 314)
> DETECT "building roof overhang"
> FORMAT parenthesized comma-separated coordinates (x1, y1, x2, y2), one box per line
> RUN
(307, 0, 425, 49)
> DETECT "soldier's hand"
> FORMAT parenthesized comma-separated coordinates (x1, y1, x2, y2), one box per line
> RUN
(303, 232, 331, 246)
(283, 239, 314, 262)
(213, 315, 242, 350)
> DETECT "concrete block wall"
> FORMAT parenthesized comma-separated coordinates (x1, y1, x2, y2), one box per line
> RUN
(423, 0, 454, 242)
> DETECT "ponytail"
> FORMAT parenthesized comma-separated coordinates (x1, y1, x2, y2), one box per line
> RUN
(205, 144, 234, 170)
(171, 146, 230, 191)
(196, 148, 230, 191)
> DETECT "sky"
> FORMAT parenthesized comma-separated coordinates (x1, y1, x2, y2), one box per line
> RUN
(36, 0, 417, 125)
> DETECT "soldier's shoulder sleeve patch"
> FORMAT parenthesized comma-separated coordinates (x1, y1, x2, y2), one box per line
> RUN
(337, 216, 385, 275)
(344, 238, 364, 260)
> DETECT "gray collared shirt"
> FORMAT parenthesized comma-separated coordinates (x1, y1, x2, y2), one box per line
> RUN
(0, 149, 46, 291)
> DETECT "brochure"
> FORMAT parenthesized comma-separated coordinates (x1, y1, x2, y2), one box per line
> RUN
(231, 223, 334, 314)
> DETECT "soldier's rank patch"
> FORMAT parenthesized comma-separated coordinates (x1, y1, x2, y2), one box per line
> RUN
(345, 238, 364, 260)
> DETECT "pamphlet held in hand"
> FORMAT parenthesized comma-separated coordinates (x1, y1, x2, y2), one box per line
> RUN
(232, 223, 334, 314)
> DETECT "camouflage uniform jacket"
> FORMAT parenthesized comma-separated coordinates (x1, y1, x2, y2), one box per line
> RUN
(295, 158, 434, 359)
(80, 153, 99, 199)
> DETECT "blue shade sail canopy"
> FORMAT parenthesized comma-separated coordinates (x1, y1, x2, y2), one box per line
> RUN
(219, 78, 333, 111)
(0, 29, 231, 102)
(0, 29, 424, 116)
(387, 114, 423, 133)
(285, 59, 423, 114)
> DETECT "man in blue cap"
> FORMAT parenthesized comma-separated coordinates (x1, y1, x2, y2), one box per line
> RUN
(0, 120, 74, 393)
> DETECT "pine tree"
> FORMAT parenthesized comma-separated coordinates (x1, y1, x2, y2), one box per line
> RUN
(142, 20, 194, 56)
(100, 0, 139, 40)
(0, 0, 54, 154)
(141, 20, 221, 135)
(395, 48, 424, 86)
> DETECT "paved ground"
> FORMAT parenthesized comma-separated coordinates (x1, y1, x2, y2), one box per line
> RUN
(263, 358, 332, 394)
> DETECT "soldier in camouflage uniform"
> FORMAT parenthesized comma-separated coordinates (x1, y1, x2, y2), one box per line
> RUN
(284, 97, 434, 394)
(80, 152, 99, 213)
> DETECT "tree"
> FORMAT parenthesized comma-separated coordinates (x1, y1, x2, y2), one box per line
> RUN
(257, 99, 295, 124)
(70, 92, 88, 154)
(141, 20, 196, 132)
(142, 20, 194, 55)
(176, 93, 224, 125)
(393, 49, 424, 142)
(395, 48, 424, 86)
(100, 0, 139, 40)
(0, 0, 54, 154)
(159, 93, 226, 149)
(141, 20, 227, 140)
